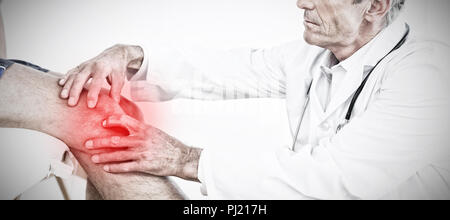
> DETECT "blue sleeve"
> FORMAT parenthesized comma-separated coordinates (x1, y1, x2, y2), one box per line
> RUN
(0, 59, 49, 79)
(0, 59, 14, 78)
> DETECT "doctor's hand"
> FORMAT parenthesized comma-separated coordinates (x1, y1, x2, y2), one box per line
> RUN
(84, 115, 202, 182)
(59, 44, 144, 108)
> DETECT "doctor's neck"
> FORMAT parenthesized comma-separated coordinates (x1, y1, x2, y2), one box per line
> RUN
(328, 21, 385, 62)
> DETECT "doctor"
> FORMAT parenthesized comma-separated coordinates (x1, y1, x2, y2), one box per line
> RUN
(59, 0, 450, 199)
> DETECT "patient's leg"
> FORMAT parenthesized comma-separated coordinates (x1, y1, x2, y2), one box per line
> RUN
(0, 64, 184, 200)
(73, 149, 185, 200)
(0, 63, 127, 152)
(86, 179, 103, 200)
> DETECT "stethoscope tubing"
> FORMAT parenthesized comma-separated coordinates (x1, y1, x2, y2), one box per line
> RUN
(291, 24, 410, 151)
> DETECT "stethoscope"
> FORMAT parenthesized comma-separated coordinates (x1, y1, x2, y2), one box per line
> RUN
(292, 24, 410, 151)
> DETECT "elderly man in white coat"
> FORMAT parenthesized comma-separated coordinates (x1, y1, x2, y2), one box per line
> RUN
(59, 0, 450, 199)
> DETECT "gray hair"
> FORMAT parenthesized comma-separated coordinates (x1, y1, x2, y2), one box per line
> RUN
(354, 0, 406, 26)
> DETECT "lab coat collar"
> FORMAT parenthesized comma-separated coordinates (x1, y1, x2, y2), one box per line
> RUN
(322, 17, 409, 121)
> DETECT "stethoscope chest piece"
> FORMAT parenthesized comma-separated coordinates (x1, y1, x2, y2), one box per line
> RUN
(336, 119, 349, 133)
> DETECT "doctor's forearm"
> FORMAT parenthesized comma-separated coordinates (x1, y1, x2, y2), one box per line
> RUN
(177, 147, 202, 182)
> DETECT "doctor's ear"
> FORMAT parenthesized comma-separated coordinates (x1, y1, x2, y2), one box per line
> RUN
(364, 0, 391, 23)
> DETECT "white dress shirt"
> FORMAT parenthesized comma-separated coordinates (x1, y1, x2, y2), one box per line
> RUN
(130, 17, 450, 199)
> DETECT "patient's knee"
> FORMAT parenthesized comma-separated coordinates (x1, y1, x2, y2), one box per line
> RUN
(60, 89, 144, 153)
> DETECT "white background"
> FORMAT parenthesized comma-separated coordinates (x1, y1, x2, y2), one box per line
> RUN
(1, 0, 449, 199)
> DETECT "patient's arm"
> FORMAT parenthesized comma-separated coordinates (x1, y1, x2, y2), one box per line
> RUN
(0, 64, 184, 199)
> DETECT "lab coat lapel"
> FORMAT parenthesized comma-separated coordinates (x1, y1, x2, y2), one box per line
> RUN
(324, 65, 364, 120)
(310, 71, 328, 119)
(303, 43, 366, 125)
(286, 47, 327, 135)
(285, 63, 313, 136)
(308, 51, 332, 123)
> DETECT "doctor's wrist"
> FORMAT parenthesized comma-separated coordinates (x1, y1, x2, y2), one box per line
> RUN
(111, 44, 144, 79)
(124, 45, 144, 69)
(177, 147, 202, 182)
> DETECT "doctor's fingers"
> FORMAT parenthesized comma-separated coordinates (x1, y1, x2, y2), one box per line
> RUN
(59, 64, 87, 98)
(85, 136, 144, 150)
(109, 71, 125, 103)
(86, 75, 104, 108)
(60, 74, 74, 99)
(103, 115, 148, 134)
(71, 62, 115, 107)
(59, 66, 81, 86)
(64, 69, 92, 106)
(103, 162, 141, 173)
(86, 65, 112, 108)
(91, 151, 140, 164)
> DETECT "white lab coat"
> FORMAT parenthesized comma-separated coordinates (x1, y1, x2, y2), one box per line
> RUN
(130, 17, 450, 199)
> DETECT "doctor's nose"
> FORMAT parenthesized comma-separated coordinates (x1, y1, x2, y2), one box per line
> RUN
(297, 0, 314, 10)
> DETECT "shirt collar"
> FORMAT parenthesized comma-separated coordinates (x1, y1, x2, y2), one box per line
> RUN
(315, 16, 409, 119)
(321, 16, 408, 77)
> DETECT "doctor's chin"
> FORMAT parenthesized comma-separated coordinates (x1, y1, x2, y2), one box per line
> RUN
(1, 0, 449, 204)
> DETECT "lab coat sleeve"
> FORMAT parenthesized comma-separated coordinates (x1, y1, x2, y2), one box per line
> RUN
(198, 48, 450, 199)
(128, 42, 299, 101)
